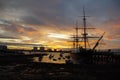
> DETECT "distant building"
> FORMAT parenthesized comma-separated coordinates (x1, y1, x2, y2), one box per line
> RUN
(33, 47, 38, 51)
(47, 48, 52, 52)
(39, 47, 45, 52)
(0, 45, 7, 50)
(54, 49, 57, 52)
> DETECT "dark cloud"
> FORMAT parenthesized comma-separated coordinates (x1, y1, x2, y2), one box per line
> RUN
(0, 19, 38, 41)
(0, 19, 37, 32)
(0, 42, 42, 46)
(0, 0, 119, 26)
(22, 16, 46, 25)
(0, 35, 18, 39)
(0, 0, 120, 28)
(103, 18, 120, 39)
(0, 0, 120, 48)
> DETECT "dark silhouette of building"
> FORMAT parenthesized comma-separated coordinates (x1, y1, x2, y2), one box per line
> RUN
(33, 47, 38, 51)
(0, 45, 7, 50)
(47, 48, 52, 52)
(54, 49, 57, 52)
(39, 47, 45, 52)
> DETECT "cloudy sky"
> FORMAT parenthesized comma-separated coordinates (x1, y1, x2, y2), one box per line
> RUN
(0, 0, 120, 49)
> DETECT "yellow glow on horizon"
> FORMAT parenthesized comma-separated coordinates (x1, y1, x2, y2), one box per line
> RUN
(1, 21, 120, 49)
(8, 46, 33, 50)
(47, 33, 70, 39)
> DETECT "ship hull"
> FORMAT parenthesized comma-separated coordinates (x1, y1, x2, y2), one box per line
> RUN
(70, 51, 120, 64)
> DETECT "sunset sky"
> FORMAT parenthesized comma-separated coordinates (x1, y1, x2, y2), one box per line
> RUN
(0, 0, 120, 49)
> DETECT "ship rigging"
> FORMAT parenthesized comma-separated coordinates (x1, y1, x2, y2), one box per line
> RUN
(71, 7, 104, 52)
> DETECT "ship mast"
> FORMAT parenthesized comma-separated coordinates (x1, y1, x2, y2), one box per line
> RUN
(79, 7, 98, 50)
(82, 7, 87, 49)
(75, 21, 79, 49)
(71, 7, 100, 51)
(81, 7, 103, 50)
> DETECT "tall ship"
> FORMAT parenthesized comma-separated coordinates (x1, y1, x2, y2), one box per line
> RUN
(70, 8, 120, 64)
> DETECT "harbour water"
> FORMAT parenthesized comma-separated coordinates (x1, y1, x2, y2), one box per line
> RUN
(33, 52, 72, 64)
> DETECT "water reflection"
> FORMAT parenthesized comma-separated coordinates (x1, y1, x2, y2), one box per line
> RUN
(33, 57, 39, 62)
(33, 53, 71, 64)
